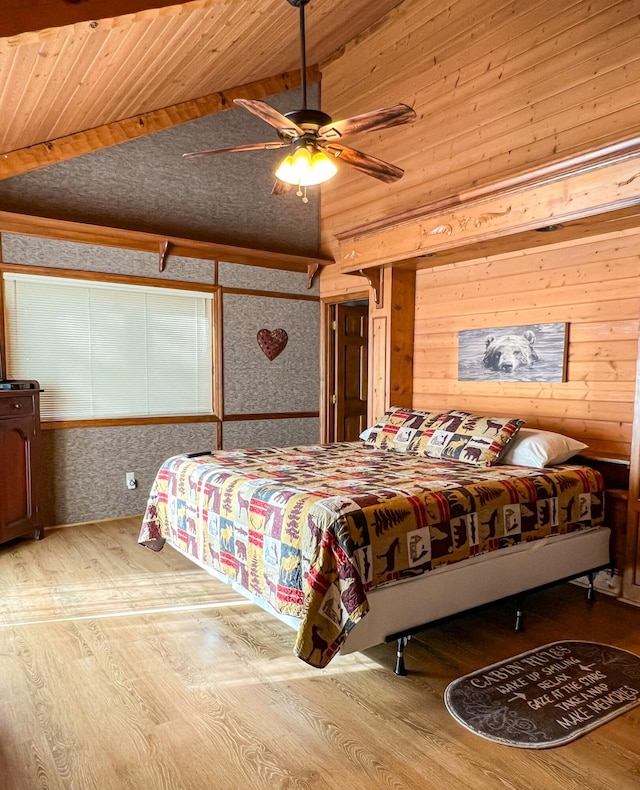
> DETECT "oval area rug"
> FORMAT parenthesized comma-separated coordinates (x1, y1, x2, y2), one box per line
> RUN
(444, 640, 640, 748)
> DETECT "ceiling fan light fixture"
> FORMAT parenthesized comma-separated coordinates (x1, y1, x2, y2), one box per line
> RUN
(182, 0, 416, 197)
(275, 144, 337, 187)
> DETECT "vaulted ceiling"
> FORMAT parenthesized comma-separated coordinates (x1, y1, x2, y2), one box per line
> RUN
(1, 0, 404, 177)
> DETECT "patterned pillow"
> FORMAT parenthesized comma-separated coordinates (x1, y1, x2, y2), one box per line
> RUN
(363, 407, 443, 452)
(406, 410, 525, 466)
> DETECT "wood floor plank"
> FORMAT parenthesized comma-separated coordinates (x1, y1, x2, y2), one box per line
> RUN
(0, 518, 639, 789)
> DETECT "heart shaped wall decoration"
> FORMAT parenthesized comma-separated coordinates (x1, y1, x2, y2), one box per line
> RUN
(257, 328, 288, 361)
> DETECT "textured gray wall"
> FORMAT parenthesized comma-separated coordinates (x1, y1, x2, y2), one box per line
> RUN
(0, 87, 320, 258)
(2, 234, 215, 283)
(43, 423, 217, 526)
(223, 293, 319, 415)
(3, 233, 319, 525)
(222, 418, 319, 450)
(218, 261, 317, 295)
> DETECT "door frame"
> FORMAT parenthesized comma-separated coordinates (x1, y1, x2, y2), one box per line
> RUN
(320, 290, 369, 443)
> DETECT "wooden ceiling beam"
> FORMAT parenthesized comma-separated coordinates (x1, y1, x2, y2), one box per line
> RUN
(337, 136, 640, 272)
(0, 66, 320, 180)
(2, 1, 199, 37)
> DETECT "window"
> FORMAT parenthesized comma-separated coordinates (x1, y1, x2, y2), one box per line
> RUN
(3, 272, 214, 421)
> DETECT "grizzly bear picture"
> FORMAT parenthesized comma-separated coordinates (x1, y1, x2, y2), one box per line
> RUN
(483, 330, 538, 373)
(457, 322, 567, 382)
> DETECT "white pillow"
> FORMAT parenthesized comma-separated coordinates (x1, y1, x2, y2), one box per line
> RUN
(500, 428, 588, 467)
(359, 427, 374, 441)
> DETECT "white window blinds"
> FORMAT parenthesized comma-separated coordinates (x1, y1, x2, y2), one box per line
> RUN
(3, 272, 213, 420)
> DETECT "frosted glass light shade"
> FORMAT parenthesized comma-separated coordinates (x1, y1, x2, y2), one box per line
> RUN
(275, 146, 337, 186)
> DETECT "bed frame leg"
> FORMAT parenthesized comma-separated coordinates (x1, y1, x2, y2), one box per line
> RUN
(587, 570, 596, 602)
(394, 636, 411, 676)
(514, 595, 525, 632)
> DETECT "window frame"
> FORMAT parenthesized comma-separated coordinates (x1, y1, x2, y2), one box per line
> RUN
(0, 262, 221, 429)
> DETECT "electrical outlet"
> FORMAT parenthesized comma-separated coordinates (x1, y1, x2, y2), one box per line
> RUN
(125, 471, 137, 490)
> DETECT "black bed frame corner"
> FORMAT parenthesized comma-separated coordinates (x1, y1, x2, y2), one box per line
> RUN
(388, 560, 614, 676)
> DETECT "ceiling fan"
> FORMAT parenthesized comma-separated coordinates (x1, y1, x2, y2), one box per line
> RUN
(182, 0, 417, 202)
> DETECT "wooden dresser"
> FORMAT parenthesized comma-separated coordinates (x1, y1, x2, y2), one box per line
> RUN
(0, 380, 44, 545)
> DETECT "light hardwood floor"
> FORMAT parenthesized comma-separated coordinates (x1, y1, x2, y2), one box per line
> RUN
(0, 517, 639, 790)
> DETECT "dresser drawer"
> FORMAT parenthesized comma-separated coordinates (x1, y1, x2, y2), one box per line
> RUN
(0, 395, 35, 418)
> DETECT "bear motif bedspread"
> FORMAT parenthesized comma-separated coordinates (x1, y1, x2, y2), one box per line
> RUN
(139, 442, 604, 668)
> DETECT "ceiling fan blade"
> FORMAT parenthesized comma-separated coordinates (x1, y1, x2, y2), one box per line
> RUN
(182, 141, 288, 160)
(319, 103, 417, 140)
(234, 98, 305, 139)
(325, 143, 404, 183)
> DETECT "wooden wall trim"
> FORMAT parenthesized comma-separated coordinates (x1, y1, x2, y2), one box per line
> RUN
(223, 412, 319, 422)
(213, 283, 224, 421)
(338, 136, 640, 271)
(320, 301, 335, 444)
(222, 287, 319, 302)
(0, 261, 219, 293)
(0, 212, 331, 272)
(42, 414, 220, 430)
(0, 67, 320, 181)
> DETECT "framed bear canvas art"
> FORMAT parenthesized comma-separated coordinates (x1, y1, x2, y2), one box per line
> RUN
(457, 322, 568, 382)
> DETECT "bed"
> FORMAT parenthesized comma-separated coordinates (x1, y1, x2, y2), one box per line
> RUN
(139, 411, 610, 670)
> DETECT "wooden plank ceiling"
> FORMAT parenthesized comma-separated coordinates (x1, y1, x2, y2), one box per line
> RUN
(0, 0, 403, 160)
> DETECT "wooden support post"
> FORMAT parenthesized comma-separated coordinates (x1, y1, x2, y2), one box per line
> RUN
(368, 268, 415, 423)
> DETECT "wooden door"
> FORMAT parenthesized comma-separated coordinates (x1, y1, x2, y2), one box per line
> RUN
(332, 303, 368, 442)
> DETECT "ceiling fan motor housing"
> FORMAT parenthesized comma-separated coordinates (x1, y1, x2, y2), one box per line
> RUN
(284, 110, 331, 132)
(279, 109, 333, 141)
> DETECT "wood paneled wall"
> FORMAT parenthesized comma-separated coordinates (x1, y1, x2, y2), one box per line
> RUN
(412, 227, 640, 459)
(320, 0, 640, 257)
(319, 266, 369, 301)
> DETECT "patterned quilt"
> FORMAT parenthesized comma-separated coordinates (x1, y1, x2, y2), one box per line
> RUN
(139, 442, 604, 668)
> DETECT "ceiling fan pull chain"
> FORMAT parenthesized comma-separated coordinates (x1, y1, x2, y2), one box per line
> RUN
(295, 182, 309, 203)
